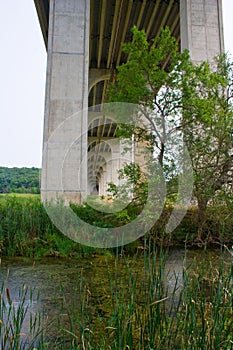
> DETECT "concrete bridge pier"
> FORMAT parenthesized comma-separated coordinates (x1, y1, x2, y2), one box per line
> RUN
(41, 0, 90, 204)
(38, 0, 224, 204)
(180, 0, 224, 63)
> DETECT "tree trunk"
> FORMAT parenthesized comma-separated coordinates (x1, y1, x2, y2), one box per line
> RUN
(197, 197, 208, 241)
(158, 143, 165, 167)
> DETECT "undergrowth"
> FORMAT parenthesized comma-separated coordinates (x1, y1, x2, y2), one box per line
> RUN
(0, 195, 232, 258)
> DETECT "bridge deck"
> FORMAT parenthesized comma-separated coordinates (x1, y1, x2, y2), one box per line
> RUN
(34, 0, 180, 107)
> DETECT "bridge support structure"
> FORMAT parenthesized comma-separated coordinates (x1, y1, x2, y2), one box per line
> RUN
(180, 0, 224, 63)
(38, 0, 224, 204)
(41, 0, 90, 203)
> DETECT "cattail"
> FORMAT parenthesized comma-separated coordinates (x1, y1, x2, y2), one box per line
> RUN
(5, 287, 12, 305)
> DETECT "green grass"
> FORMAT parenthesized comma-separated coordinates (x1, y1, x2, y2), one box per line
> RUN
(0, 283, 45, 349)
(0, 195, 91, 258)
(0, 195, 232, 258)
(0, 193, 40, 198)
(1, 247, 232, 349)
(47, 247, 233, 349)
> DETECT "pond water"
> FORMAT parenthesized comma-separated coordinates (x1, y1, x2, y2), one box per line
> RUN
(0, 247, 232, 347)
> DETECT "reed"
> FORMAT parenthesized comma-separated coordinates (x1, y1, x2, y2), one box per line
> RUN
(0, 195, 90, 258)
(1, 246, 232, 349)
(0, 195, 232, 258)
(0, 282, 45, 349)
(40, 245, 232, 350)
(0, 195, 232, 348)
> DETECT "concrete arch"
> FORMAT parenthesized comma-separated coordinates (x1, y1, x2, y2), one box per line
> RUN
(88, 152, 108, 195)
(88, 139, 112, 153)
(88, 113, 116, 126)
(88, 68, 111, 93)
(87, 138, 121, 196)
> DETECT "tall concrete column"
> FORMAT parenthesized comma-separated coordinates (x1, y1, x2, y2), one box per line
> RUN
(180, 0, 224, 63)
(41, 0, 90, 204)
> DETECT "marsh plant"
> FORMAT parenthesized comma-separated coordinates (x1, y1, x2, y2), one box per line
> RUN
(0, 282, 45, 349)
(2, 246, 231, 349)
(0, 195, 232, 258)
(0, 196, 93, 258)
(89, 247, 233, 350)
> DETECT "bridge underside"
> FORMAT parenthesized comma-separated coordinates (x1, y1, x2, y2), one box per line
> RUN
(34, 0, 224, 202)
(35, 0, 180, 107)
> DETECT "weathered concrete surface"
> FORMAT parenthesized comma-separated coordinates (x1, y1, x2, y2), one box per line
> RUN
(41, 0, 90, 204)
(180, 0, 224, 63)
(41, 0, 224, 203)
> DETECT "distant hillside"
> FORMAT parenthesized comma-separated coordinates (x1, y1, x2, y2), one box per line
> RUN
(0, 167, 40, 194)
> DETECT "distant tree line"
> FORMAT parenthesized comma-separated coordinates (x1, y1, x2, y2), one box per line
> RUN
(0, 167, 40, 194)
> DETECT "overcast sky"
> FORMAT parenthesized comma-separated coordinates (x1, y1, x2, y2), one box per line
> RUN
(0, 1, 232, 168)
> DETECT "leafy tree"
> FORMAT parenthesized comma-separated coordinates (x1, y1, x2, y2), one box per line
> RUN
(108, 26, 189, 169)
(108, 162, 148, 206)
(0, 167, 40, 194)
(181, 55, 233, 238)
(107, 27, 233, 240)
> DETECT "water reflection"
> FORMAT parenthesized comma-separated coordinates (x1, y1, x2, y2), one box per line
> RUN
(0, 248, 231, 345)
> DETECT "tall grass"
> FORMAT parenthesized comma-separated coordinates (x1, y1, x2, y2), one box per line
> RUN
(0, 195, 232, 348)
(0, 246, 232, 349)
(0, 196, 93, 257)
(91, 247, 232, 350)
(0, 282, 45, 349)
(0, 195, 232, 258)
(0, 195, 52, 256)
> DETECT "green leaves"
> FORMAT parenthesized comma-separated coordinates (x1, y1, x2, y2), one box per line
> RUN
(108, 26, 184, 107)
(107, 26, 233, 239)
(107, 27, 189, 169)
(0, 167, 40, 194)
